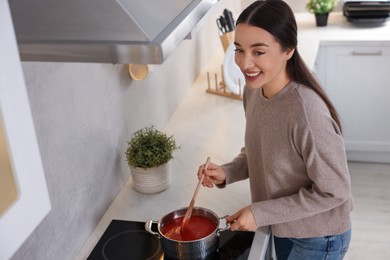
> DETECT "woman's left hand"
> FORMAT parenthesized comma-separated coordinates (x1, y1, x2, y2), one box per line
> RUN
(226, 206, 257, 231)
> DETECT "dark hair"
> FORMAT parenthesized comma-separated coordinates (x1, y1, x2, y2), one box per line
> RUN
(236, 0, 342, 132)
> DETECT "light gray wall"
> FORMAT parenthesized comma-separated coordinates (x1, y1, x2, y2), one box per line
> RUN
(10, 1, 242, 259)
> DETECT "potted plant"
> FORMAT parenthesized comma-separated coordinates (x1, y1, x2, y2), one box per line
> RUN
(125, 125, 179, 194)
(306, 0, 337, 27)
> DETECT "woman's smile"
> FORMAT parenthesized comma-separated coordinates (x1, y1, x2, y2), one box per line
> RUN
(244, 71, 261, 81)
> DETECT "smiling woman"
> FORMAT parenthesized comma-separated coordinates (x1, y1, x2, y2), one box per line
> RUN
(233, 22, 295, 98)
(196, 1, 353, 260)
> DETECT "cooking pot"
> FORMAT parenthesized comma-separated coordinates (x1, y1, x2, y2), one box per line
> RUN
(145, 207, 230, 260)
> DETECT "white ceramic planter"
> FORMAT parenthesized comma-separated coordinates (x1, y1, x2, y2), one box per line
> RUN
(130, 163, 170, 194)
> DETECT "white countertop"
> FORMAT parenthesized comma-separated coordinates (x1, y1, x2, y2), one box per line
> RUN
(77, 12, 390, 260)
(296, 12, 390, 68)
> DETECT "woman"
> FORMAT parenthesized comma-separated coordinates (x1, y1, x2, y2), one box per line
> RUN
(198, 1, 353, 259)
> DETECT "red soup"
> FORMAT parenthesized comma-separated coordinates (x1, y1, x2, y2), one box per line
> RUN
(161, 215, 216, 241)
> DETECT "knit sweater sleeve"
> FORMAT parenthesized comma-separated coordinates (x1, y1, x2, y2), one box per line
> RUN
(219, 86, 250, 187)
(221, 147, 249, 186)
(251, 90, 352, 228)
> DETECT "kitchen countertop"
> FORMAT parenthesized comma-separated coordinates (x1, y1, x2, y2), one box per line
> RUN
(296, 12, 390, 68)
(77, 12, 390, 260)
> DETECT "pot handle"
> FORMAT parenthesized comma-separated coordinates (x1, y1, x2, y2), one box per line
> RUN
(217, 215, 231, 235)
(145, 219, 161, 238)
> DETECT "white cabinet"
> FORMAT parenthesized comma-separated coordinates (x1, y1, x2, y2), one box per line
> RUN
(0, 2, 51, 259)
(315, 42, 390, 163)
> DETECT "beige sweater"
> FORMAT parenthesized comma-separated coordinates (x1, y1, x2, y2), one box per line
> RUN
(222, 81, 353, 238)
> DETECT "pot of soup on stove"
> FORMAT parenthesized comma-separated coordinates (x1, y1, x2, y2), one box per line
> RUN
(145, 207, 230, 260)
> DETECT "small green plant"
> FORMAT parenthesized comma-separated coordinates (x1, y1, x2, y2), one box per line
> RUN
(306, 0, 337, 15)
(125, 126, 179, 169)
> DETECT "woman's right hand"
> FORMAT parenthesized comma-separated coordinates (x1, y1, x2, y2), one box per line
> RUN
(197, 161, 226, 188)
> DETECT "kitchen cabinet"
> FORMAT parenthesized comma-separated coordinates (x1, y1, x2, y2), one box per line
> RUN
(0, 2, 51, 259)
(315, 42, 390, 163)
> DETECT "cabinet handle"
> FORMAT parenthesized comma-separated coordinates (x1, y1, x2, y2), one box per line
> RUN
(351, 51, 382, 56)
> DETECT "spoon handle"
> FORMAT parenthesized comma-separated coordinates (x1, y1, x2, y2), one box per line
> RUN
(181, 157, 211, 232)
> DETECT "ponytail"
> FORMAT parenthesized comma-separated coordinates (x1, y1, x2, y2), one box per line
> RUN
(288, 50, 343, 133)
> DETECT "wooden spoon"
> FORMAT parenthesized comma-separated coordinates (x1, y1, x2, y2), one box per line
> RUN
(181, 156, 211, 233)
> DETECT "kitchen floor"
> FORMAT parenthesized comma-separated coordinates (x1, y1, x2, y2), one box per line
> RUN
(184, 49, 390, 260)
(346, 162, 390, 260)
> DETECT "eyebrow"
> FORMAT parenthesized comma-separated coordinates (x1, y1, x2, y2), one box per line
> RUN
(234, 42, 269, 48)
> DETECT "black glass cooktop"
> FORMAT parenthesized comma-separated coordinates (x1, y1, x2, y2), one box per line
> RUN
(87, 219, 255, 260)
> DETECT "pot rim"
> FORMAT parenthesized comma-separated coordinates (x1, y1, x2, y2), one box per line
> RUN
(158, 206, 220, 242)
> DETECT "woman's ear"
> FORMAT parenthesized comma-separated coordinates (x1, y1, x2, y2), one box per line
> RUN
(286, 48, 295, 60)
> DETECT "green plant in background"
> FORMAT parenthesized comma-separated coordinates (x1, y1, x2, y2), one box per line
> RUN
(125, 126, 179, 169)
(306, 0, 337, 15)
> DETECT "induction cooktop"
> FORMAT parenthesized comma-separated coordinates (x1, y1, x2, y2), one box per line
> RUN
(87, 219, 255, 260)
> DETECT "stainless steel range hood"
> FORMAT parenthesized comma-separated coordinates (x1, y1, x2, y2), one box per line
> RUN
(9, 0, 217, 64)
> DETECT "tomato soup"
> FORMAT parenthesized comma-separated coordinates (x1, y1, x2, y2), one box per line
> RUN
(161, 215, 216, 241)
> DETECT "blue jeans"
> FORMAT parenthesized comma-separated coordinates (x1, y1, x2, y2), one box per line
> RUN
(273, 229, 351, 260)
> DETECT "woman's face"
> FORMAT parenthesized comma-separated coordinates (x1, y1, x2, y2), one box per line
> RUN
(234, 23, 294, 98)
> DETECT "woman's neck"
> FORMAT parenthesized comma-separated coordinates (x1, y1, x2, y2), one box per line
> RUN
(262, 77, 291, 99)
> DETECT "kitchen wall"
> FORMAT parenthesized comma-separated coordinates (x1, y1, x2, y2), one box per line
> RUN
(8, 1, 242, 260)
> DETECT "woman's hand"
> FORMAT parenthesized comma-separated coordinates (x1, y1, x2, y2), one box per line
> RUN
(227, 206, 257, 231)
(197, 161, 226, 188)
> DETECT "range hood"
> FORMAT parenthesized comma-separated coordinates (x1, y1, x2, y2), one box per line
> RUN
(9, 0, 218, 64)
